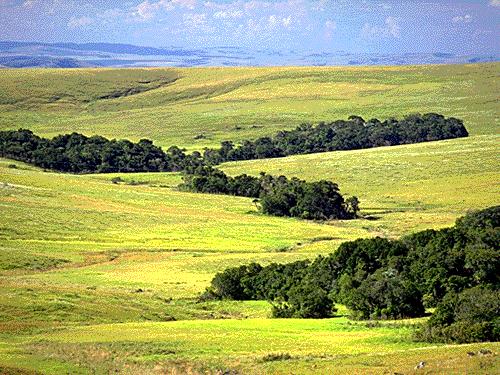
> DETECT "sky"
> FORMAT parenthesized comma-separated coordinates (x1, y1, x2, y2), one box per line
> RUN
(0, 0, 498, 54)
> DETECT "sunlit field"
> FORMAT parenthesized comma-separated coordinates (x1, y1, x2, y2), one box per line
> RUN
(0, 63, 499, 374)
(0, 63, 498, 151)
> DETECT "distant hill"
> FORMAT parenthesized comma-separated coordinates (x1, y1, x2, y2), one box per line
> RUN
(0, 55, 90, 68)
(0, 41, 498, 68)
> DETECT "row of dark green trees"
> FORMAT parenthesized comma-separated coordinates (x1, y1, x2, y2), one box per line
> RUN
(0, 113, 467, 221)
(0, 129, 203, 173)
(0, 113, 468, 174)
(0, 130, 357, 220)
(203, 113, 468, 164)
(180, 167, 359, 220)
(202, 206, 500, 343)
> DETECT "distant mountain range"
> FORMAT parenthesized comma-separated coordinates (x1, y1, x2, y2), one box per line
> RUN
(0, 41, 498, 68)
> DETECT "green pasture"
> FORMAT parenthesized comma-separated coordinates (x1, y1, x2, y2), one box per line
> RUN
(1, 318, 498, 374)
(223, 135, 500, 236)
(0, 63, 498, 150)
(0, 63, 498, 374)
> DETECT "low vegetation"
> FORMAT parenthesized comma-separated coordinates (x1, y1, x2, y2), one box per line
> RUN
(203, 206, 499, 343)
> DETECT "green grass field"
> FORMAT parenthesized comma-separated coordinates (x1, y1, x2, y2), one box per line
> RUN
(0, 63, 499, 374)
(0, 63, 498, 150)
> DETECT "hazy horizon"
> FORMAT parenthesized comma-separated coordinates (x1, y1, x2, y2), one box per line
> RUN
(1, 0, 499, 56)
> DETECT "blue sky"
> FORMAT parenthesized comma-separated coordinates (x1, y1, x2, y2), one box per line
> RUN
(0, 0, 498, 54)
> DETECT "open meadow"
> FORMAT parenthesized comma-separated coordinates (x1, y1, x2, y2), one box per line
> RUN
(0, 63, 499, 374)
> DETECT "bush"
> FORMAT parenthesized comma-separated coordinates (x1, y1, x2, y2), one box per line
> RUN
(182, 169, 357, 221)
(208, 263, 262, 300)
(272, 281, 336, 319)
(262, 353, 292, 362)
(202, 206, 499, 333)
(0, 129, 204, 174)
(346, 269, 424, 320)
(204, 113, 468, 164)
(415, 287, 500, 343)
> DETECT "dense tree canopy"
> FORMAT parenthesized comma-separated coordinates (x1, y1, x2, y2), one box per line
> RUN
(203, 206, 499, 342)
(1, 114, 468, 174)
(203, 113, 468, 164)
(0, 114, 467, 222)
(0, 129, 203, 173)
(180, 167, 359, 220)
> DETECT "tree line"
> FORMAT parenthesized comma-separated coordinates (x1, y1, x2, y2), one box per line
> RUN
(180, 167, 359, 220)
(203, 113, 468, 164)
(0, 114, 467, 222)
(0, 113, 468, 174)
(0, 129, 203, 173)
(202, 206, 499, 343)
(0, 129, 358, 221)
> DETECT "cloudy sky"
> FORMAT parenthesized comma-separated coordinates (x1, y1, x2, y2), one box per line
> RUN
(0, 0, 498, 54)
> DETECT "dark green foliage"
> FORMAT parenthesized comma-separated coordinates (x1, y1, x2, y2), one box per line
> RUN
(416, 287, 500, 343)
(181, 168, 357, 220)
(204, 113, 468, 164)
(208, 263, 263, 300)
(346, 269, 424, 320)
(403, 206, 500, 307)
(272, 281, 336, 319)
(1, 129, 356, 221)
(202, 206, 499, 336)
(1, 114, 467, 174)
(261, 353, 292, 362)
(0, 129, 203, 173)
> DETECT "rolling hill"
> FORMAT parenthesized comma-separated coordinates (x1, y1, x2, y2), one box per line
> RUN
(0, 63, 498, 374)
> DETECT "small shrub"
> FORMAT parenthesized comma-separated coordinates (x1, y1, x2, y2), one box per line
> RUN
(262, 353, 292, 362)
(415, 287, 500, 343)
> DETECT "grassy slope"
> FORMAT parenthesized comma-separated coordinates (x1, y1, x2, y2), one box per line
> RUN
(0, 63, 499, 374)
(0, 64, 498, 150)
(223, 135, 499, 236)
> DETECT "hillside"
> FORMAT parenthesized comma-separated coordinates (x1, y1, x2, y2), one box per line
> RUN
(0, 64, 499, 374)
(0, 63, 498, 151)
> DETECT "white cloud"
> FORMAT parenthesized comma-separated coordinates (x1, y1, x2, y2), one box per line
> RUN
(282, 15, 291, 27)
(359, 1, 391, 12)
(268, 14, 292, 28)
(133, 1, 162, 20)
(325, 19, 336, 39)
(132, 0, 196, 20)
(174, 0, 196, 8)
(489, 0, 500, 7)
(67, 16, 93, 29)
(213, 10, 243, 19)
(325, 20, 336, 30)
(245, 1, 269, 12)
(452, 14, 472, 23)
(183, 12, 212, 32)
(21, 0, 67, 13)
(362, 16, 400, 39)
(22, 0, 37, 8)
(385, 16, 400, 37)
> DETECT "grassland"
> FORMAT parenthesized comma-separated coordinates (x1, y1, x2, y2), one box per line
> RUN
(0, 63, 499, 374)
(0, 63, 498, 150)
